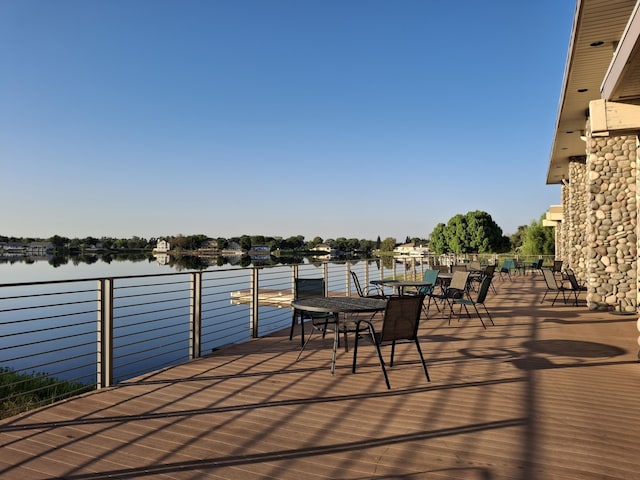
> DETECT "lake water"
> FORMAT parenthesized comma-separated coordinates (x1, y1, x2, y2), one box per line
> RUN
(1, 255, 398, 386)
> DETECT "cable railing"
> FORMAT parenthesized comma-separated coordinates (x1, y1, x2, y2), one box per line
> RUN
(0, 258, 409, 419)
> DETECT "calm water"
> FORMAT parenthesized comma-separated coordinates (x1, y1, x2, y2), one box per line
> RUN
(1, 255, 397, 384)
(0, 254, 234, 284)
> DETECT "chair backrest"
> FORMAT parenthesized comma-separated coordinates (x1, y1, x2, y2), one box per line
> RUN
(380, 295, 424, 342)
(552, 260, 563, 273)
(541, 268, 559, 291)
(436, 265, 450, 273)
(451, 265, 467, 272)
(483, 264, 496, 278)
(501, 259, 515, 272)
(350, 271, 364, 297)
(565, 269, 582, 290)
(468, 261, 482, 271)
(476, 276, 492, 303)
(535, 259, 543, 268)
(295, 278, 325, 300)
(448, 271, 470, 293)
(420, 269, 439, 294)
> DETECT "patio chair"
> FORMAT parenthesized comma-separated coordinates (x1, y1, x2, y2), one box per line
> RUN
(436, 265, 450, 274)
(540, 268, 570, 306)
(467, 261, 482, 272)
(527, 258, 544, 275)
(471, 264, 496, 294)
(352, 294, 429, 389)
(407, 268, 439, 315)
(426, 270, 470, 318)
(552, 260, 563, 275)
(452, 276, 494, 328)
(350, 271, 386, 299)
(564, 269, 587, 306)
(497, 259, 515, 281)
(289, 278, 333, 346)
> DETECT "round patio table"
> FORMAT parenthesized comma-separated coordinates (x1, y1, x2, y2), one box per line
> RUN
(291, 296, 387, 375)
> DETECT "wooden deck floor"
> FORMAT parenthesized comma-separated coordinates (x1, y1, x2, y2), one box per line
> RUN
(1, 274, 639, 480)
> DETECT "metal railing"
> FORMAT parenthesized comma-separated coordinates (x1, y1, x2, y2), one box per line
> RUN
(0, 258, 414, 418)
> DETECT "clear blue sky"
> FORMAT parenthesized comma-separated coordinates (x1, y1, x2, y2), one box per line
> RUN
(1, 0, 573, 241)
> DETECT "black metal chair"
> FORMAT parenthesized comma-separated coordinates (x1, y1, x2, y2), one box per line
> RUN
(564, 269, 587, 306)
(350, 271, 386, 299)
(352, 294, 429, 389)
(426, 270, 470, 318)
(528, 258, 544, 275)
(289, 278, 333, 346)
(452, 276, 494, 328)
(541, 268, 570, 305)
(552, 260, 563, 275)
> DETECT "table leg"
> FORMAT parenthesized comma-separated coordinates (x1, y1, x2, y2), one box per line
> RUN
(331, 312, 339, 375)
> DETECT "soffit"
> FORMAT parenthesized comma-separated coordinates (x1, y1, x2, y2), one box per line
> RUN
(547, 0, 637, 185)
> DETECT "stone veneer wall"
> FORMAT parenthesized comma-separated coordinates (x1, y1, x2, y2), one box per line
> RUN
(584, 135, 637, 312)
(557, 184, 566, 261)
(566, 161, 587, 278)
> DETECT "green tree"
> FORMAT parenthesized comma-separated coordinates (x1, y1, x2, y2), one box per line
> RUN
(429, 223, 448, 254)
(509, 225, 528, 252)
(430, 211, 508, 254)
(216, 237, 228, 250)
(380, 237, 397, 251)
(307, 236, 323, 249)
(520, 216, 555, 256)
(239, 235, 252, 251)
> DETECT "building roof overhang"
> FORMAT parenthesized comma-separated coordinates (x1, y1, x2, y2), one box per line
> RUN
(547, 0, 640, 185)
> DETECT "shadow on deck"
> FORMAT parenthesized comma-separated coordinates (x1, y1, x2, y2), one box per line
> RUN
(1, 274, 639, 479)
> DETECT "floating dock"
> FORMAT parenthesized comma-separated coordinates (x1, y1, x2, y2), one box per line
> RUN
(230, 289, 294, 308)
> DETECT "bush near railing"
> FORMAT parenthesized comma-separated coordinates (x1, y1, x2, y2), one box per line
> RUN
(0, 367, 93, 419)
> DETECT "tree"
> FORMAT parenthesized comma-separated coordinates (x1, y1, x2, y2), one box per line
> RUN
(429, 211, 508, 254)
(380, 237, 397, 251)
(307, 236, 323, 249)
(216, 237, 228, 250)
(239, 235, 252, 251)
(520, 216, 555, 256)
(509, 225, 528, 252)
(429, 223, 448, 254)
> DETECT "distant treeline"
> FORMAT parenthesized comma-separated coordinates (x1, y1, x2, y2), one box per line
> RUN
(1, 234, 430, 253)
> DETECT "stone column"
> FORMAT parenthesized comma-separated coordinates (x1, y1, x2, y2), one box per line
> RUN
(566, 160, 587, 277)
(584, 134, 637, 312)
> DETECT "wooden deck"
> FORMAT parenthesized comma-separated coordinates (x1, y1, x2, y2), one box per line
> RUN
(1, 274, 639, 479)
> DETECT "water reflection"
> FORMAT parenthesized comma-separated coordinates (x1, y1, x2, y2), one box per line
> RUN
(0, 251, 368, 271)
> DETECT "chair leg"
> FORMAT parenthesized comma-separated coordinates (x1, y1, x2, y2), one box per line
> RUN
(481, 304, 494, 325)
(352, 322, 390, 389)
(413, 339, 430, 382)
(471, 303, 486, 329)
(373, 340, 391, 389)
(389, 340, 396, 367)
(290, 309, 306, 347)
(289, 310, 296, 341)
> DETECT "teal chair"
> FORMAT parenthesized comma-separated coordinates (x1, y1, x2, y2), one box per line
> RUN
(498, 259, 515, 281)
(410, 268, 439, 315)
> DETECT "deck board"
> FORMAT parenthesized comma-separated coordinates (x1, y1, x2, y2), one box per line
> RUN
(1, 274, 640, 479)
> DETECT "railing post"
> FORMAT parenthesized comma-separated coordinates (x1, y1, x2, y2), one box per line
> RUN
(364, 259, 370, 285)
(345, 261, 351, 297)
(190, 272, 202, 359)
(250, 267, 259, 338)
(323, 262, 329, 296)
(97, 278, 113, 389)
